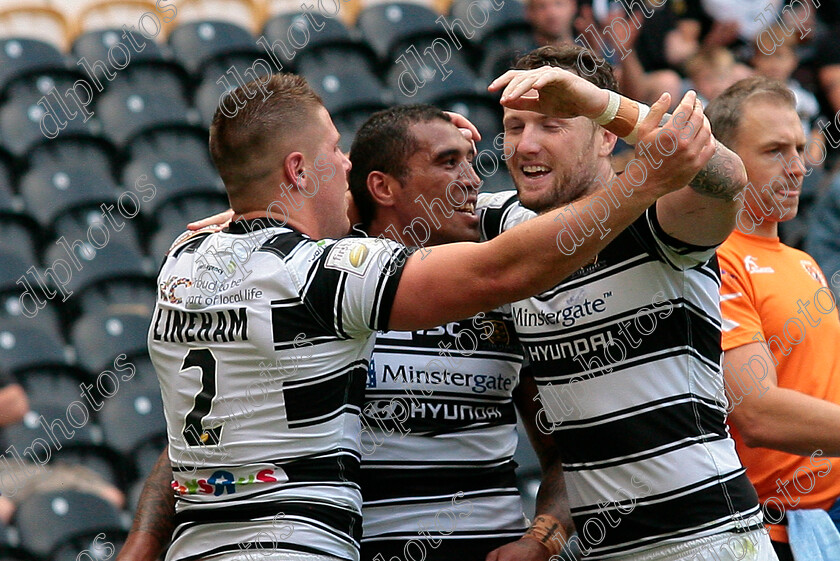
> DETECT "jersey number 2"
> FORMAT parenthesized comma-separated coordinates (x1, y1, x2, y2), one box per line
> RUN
(182, 348, 223, 446)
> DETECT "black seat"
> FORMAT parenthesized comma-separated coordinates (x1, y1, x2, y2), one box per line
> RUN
(0, 315, 68, 375)
(122, 151, 222, 209)
(95, 87, 192, 146)
(15, 367, 85, 411)
(99, 378, 166, 457)
(19, 163, 118, 229)
(0, 73, 98, 158)
(168, 20, 259, 75)
(126, 126, 211, 165)
(70, 309, 151, 374)
(478, 27, 536, 82)
(149, 193, 229, 259)
(14, 491, 124, 560)
(449, 0, 529, 43)
(262, 12, 375, 69)
(71, 28, 171, 83)
(3, 402, 100, 456)
(0, 38, 66, 95)
(387, 42, 479, 105)
(298, 54, 388, 115)
(356, 3, 443, 61)
(441, 96, 503, 151)
(75, 278, 156, 320)
(27, 137, 118, 183)
(193, 53, 274, 127)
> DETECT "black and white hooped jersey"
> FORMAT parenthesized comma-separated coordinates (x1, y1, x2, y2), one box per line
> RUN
(148, 218, 409, 561)
(359, 309, 527, 557)
(478, 192, 761, 559)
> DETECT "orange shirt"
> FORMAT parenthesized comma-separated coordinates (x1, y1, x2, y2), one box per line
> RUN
(718, 229, 840, 542)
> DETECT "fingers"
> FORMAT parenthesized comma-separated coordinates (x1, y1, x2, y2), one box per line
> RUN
(188, 208, 235, 230)
(443, 110, 482, 142)
(636, 92, 670, 140)
(488, 69, 523, 92)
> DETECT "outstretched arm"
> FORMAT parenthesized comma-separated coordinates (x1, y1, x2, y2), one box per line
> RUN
(117, 447, 176, 561)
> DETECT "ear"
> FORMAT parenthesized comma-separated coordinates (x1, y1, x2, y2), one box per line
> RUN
(367, 171, 400, 208)
(283, 151, 306, 190)
(598, 127, 619, 158)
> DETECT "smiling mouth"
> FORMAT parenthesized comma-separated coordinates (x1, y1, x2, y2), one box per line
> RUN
(454, 202, 475, 214)
(522, 165, 551, 178)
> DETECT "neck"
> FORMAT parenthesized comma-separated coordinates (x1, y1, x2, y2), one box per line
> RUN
(235, 209, 316, 238)
(738, 209, 778, 239)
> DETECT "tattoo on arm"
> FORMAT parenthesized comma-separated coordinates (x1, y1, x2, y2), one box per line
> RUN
(689, 141, 747, 200)
(129, 447, 176, 555)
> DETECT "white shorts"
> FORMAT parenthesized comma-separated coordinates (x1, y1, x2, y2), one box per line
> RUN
(608, 529, 778, 561)
(203, 551, 344, 561)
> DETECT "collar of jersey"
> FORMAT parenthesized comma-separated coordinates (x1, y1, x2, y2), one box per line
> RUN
(225, 217, 298, 235)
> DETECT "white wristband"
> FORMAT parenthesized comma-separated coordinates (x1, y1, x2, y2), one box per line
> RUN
(623, 103, 651, 145)
(594, 91, 620, 126)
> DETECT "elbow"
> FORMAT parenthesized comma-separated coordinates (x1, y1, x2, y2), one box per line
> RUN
(732, 409, 776, 449)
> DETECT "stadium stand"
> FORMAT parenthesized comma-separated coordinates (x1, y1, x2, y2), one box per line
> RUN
(167, 19, 259, 74)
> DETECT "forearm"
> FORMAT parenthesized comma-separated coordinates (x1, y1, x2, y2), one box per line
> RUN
(533, 459, 575, 538)
(390, 177, 656, 330)
(688, 140, 747, 200)
(735, 386, 840, 456)
(118, 447, 176, 561)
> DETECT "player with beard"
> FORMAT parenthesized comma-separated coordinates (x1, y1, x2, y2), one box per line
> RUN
(481, 45, 776, 560)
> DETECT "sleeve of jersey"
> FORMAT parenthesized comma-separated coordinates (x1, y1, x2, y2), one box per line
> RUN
(646, 206, 719, 269)
(477, 190, 535, 240)
(718, 245, 766, 351)
(311, 237, 410, 338)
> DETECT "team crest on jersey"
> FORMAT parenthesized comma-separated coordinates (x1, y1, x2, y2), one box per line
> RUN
(325, 239, 376, 277)
(800, 260, 827, 285)
(484, 319, 511, 346)
(159, 276, 192, 304)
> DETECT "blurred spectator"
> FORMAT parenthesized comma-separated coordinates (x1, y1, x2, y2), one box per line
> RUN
(685, 47, 752, 103)
(0, 377, 123, 524)
(701, 0, 783, 48)
(751, 42, 820, 133)
(805, 178, 840, 303)
(525, 0, 578, 46)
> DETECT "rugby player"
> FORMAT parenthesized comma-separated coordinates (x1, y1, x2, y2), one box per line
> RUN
(483, 45, 775, 561)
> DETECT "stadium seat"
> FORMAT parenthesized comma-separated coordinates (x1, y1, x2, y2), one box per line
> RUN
(74, 278, 156, 320)
(99, 375, 166, 456)
(262, 11, 375, 68)
(0, 37, 66, 95)
(3, 402, 100, 456)
(193, 53, 275, 127)
(172, 0, 264, 34)
(0, 6, 72, 51)
(149, 192, 229, 258)
(14, 490, 124, 560)
(71, 27, 169, 77)
(126, 125, 211, 164)
(478, 26, 535, 82)
(50, 449, 125, 491)
(448, 0, 528, 44)
(16, 367, 86, 411)
(0, 220, 38, 272)
(298, 54, 388, 115)
(0, 73, 99, 158)
(74, 0, 159, 35)
(51, 534, 127, 561)
(355, 2, 443, 61)
(95, 86, 192, 146)
(441, 96, 501, 147)
(333, 108, 382, 152)
(27, 137, 118, 182)
(0, 315, 68, 375)
(123, 152, 222, 208)
(19, 162, 119, 229)
(69, 309, 151, 374)
(103, 62, 190, 105)
(132, 432, 168, 482)
(386, 42, 479, 105)
(168, 20, 260, 75)
(0, 248, 32, 295)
